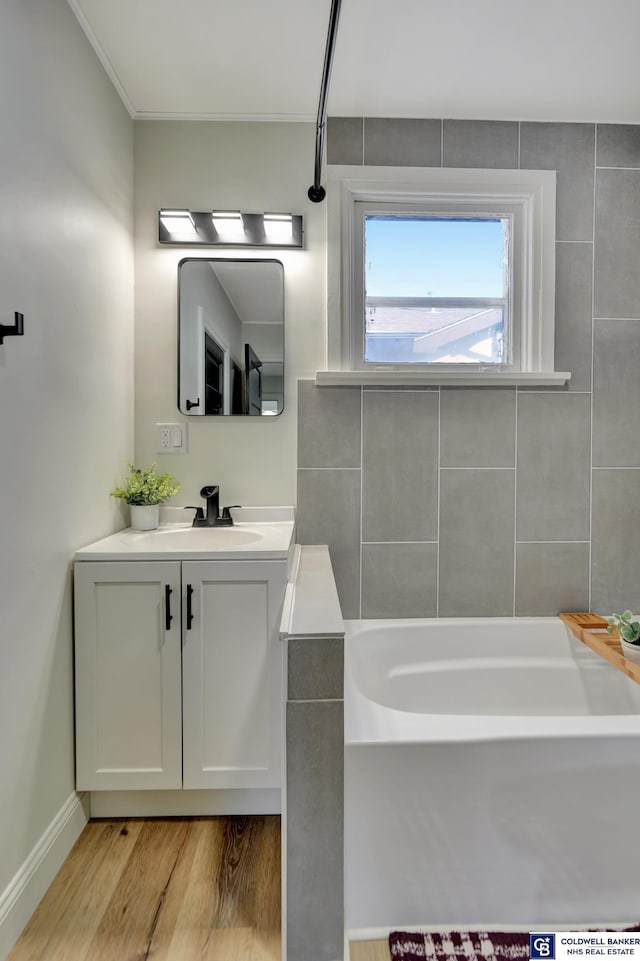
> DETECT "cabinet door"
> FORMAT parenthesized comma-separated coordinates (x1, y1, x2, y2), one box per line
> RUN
(74, 561, 182, 790)
(182, 560, 286, 791)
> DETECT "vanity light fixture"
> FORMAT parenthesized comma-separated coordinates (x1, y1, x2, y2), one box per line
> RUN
(211, 210, 245, 238)
(158, 209, 303, 248)
(263, 212, 294, 243)
(159, 209, 199, 241)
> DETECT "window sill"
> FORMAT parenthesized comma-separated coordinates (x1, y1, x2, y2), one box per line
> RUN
(314, 370, 571, 388)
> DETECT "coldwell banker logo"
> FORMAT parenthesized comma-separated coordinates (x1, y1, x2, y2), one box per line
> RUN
(531, 935, 556, 959)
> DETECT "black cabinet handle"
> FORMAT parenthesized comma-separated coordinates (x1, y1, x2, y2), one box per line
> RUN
(186, 584, 194, 630)
(164, 585, 173, 631)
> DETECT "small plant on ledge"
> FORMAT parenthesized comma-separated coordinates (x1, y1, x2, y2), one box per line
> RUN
(607, 611, 640, 646)
(110, 462, 180, 505)
(607, 611, 640, 666)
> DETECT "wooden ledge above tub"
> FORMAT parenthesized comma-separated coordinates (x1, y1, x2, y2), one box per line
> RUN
(560, 611, 640, 685)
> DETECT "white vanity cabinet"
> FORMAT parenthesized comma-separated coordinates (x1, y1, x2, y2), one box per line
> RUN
(74, 557, 287, 796)
(181, 560, 285, 789)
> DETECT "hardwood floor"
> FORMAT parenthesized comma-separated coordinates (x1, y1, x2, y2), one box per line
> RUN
(8, 816, 281, 961)
(350, 939, 389, 961)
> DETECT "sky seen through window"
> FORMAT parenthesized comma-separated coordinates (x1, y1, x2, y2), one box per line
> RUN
(364, 216, 507, 299)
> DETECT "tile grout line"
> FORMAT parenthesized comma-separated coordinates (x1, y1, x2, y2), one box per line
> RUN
(516, 539, 591, 545)
(513, 386, 519, 616)
(362, 540, 440, 546)
(596, 164, 640, 171)
(359, 385, 364, 618)
(357, 387, 590, 393)
(436, 386, 441, 616)
(589, 124, 597, 612)
(296, 463, 640, 474)
(288, 698, 344, 705)
(360, 538, 590, 545)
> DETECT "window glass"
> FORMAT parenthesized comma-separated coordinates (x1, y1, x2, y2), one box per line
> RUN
(364, 214, 509, 365)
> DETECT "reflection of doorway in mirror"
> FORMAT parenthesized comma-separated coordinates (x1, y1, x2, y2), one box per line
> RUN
(230, 360, 243, 415)
(178, 259, 284, 416)
(244, 343, 263, 415)
(195, 309, 243, 415)
(204, 331, 223, 414)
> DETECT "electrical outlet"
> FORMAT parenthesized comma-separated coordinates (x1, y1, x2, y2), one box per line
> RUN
(156, 422, 187, 454)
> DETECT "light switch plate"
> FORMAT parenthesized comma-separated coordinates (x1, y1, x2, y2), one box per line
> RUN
(156, 422, 187, 454)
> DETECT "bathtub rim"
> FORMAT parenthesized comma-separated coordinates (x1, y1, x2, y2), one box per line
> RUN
(344, 615, 640, 745)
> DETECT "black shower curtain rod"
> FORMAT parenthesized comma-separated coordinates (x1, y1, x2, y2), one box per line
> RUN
(308, 0, 343, 203)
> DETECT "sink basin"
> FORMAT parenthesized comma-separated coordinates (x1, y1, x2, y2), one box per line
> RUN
(75, 508, 295, 561)
(123, 527, 264, 549)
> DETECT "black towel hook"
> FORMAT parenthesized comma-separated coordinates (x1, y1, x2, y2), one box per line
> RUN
(0, 312, 24, 346)
(308, 0, 343, 203)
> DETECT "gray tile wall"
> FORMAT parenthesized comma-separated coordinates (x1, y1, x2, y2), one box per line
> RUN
(287, 638, 343, 961)
(296, 118, 640, 619)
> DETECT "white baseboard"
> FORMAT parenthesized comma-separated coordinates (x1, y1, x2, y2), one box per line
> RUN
(0, 792, 89, 961)
(88, 788, 280, 818)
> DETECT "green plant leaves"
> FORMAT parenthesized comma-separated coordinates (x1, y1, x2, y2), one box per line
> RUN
(607, 610, 640, 645)
(110, 462, 180, 506)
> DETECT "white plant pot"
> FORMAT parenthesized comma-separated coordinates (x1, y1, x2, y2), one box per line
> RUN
(620, 638, 640, 665)
(129, 504, 160, 531)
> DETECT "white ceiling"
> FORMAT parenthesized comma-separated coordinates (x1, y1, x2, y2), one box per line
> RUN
(212, 261, 283, 327)
(68, 0, 640, 123)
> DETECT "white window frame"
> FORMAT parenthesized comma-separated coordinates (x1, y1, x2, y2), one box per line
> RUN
(323, 165, 568, 387)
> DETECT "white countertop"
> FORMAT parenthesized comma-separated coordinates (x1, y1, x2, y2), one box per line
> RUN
(75, 507, 295, 562)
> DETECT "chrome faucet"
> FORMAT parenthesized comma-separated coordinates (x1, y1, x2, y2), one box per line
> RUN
(191, 486, 236, 527)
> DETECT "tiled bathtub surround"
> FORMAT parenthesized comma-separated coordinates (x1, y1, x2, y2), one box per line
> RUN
(296, 118, 640, 619)
(284, 547, 344, 961)
(298, 383, 591, 618)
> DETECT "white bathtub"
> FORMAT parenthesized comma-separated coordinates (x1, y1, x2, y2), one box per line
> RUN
(344, 617, 640, 935)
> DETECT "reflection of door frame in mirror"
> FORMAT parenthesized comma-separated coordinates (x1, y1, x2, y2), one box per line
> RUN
(197, 310, 240, 416)
(192, 307, 205, 414)
(244, 343, 263, 415)
(178, 257, 285, 417)
(204, 329, 224, 415)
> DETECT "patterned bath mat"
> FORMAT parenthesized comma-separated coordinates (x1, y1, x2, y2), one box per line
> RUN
(389, 929, 640, 961)
(389, 930, 530, 961)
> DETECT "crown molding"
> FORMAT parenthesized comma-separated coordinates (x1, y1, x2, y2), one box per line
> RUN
(66, 0, 136, 117)
(134, 111, 316, 123)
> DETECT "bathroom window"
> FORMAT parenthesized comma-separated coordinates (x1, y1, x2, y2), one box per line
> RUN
(326, 166, 560, 382)
(359, 209, 511, 366)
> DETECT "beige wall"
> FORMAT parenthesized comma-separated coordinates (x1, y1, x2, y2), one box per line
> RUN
(134, 121, 326, 507)
(0, 0, 134, 911)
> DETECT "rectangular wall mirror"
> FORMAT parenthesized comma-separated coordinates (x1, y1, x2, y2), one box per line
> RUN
(178, 258, 284, 416)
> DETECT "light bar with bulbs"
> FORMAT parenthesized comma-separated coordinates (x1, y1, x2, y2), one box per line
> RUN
(158, 209, 303, 247)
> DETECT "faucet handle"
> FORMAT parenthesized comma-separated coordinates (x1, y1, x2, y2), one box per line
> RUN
(219, 505, 241, 525)
(185, 506, 205, 525)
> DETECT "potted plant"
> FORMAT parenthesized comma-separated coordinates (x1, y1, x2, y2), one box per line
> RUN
(607, 611, 640, 665)
(110, 462, 180, 531)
